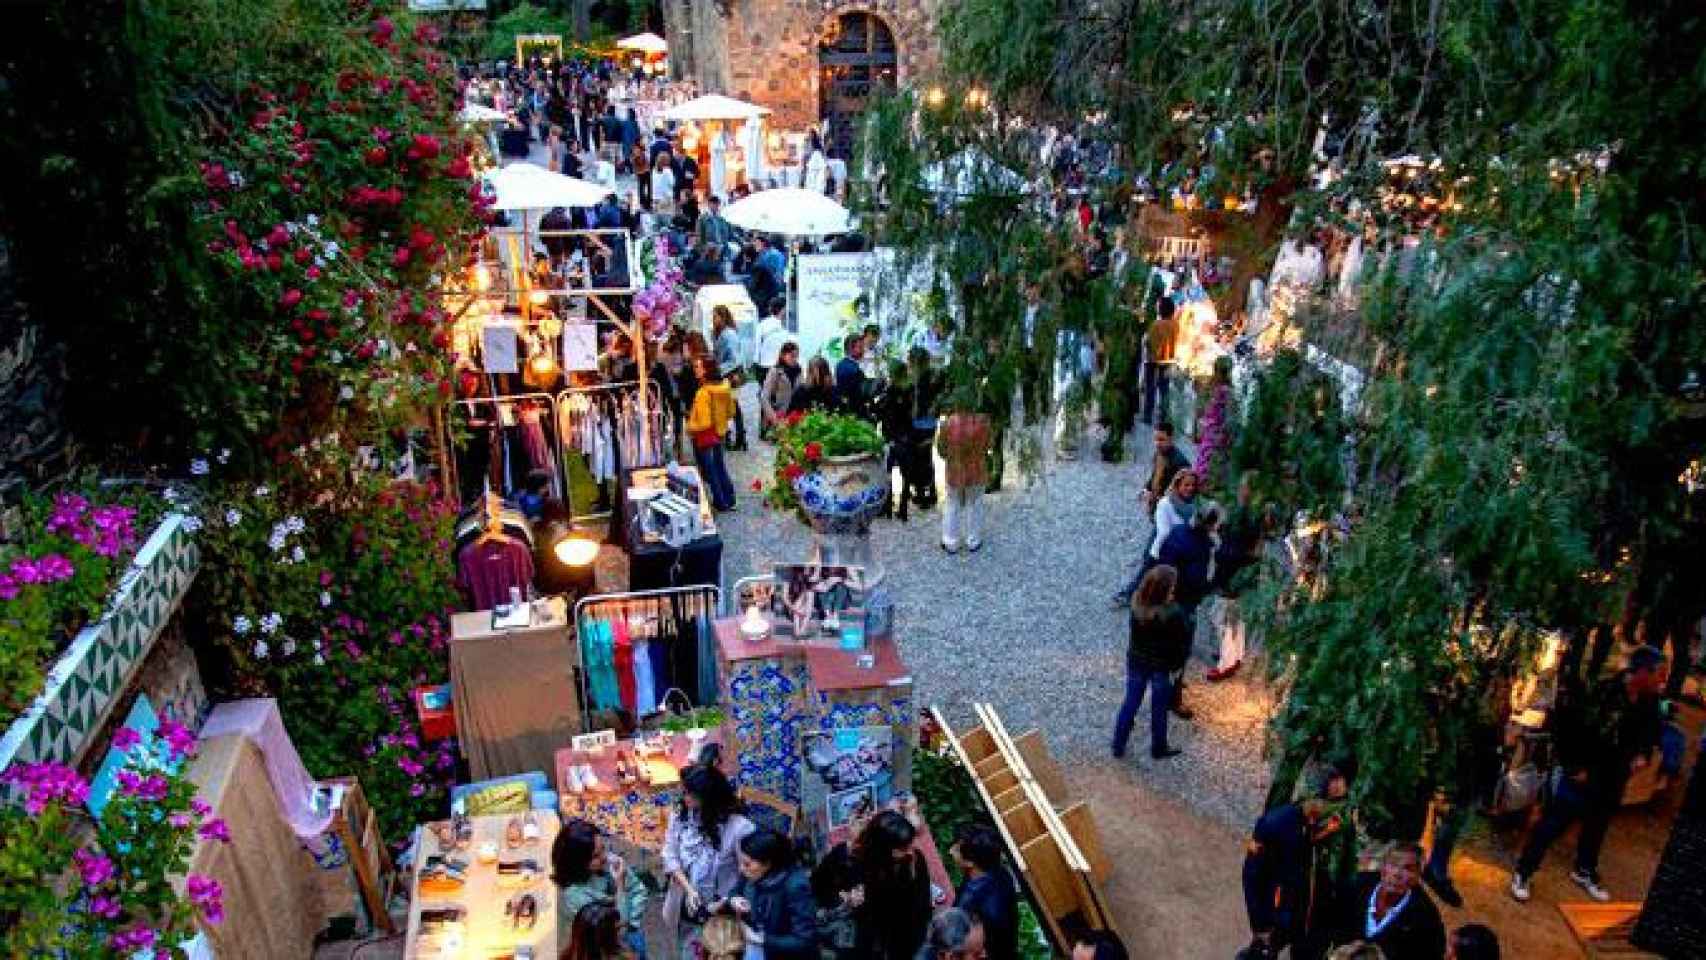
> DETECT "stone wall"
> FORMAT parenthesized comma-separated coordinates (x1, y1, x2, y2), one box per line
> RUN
(687, 0, 941, 132)
(0, 233, 71, 491)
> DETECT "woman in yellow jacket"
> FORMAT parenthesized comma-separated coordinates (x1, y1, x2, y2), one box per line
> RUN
(686, 355, 738, 510)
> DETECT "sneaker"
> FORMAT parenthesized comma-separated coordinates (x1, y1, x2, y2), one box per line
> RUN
(1150, 746, 1183, 760)
(1110, 594, 1131, 610)
(1571, 868, 1611, 902)
(1509, 872, 1532, 903)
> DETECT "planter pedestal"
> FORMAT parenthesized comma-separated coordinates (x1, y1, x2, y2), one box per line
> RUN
(792, 453, 889, 582)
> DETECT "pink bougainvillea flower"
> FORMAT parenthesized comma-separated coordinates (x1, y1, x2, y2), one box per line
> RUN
(198, 817, 232, 843)
(111, 727, 142, 752)
(279, 288, 304, 310)
(158, 718, 197, 760)
(109, 925, 156, 952)
(0, 573, 18, 601)
(88, 894, 122, 919)
(190, 797, 213, 818)
(73, 849, 115, 888)
(0, 761, 89, 814)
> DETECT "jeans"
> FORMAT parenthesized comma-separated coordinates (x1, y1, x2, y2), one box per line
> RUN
(1516, 772, 1619, 878)
(694, 442, 736, 510)
(1141, 362, 1174, 425)
(1111, 666, 1173, 756)
(941, 485, 984, 551)
(1426, 798, 1468, 879)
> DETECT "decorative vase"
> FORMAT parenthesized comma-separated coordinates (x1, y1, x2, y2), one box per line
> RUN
(791, 452, 889, 580)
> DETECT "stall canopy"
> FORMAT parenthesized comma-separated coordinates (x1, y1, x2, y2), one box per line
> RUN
(723, 188, 853, 236)
(485, 162, 609, 210)
(457, 102, 508, 124)
(661, 94, 772, 123)
(617, 31, 669, 54)
(922, 148, 1032, 197)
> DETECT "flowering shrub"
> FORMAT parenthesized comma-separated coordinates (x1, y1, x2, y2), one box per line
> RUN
(0, 491, 155, 727)
(763, 411, 885, 511)
(149, 0, 490, 455)
(0, 721, 226, 957)
(182, 444, 462, 839)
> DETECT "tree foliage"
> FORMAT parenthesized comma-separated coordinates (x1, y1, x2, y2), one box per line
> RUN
(862, 0, 1706, 822)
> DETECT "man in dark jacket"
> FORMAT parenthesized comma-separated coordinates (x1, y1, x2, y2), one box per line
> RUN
(1111, 421, 1192, 609)
(951, 825, 1019, 960)
(1330, 843, 1446, 960)
(1156, 504, 1220, 617)
(1510, 644, 1666, 903)
(1239, 764, 1352, 960)
(834, 334, 870, 419)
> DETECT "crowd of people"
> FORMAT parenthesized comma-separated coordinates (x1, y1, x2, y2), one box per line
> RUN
(548, 750, 1031, 960)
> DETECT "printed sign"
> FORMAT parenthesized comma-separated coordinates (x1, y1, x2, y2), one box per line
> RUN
(572, 729, 617, 753)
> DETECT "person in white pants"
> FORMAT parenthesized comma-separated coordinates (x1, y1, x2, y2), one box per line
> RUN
(936, 401, 993, 554)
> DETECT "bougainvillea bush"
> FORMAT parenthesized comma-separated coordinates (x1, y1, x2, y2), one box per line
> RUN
(0, 490, 158, 727)
(0, 722, 227, 958)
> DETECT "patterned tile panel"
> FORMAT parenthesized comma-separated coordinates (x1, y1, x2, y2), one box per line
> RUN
(0, 515, 200, 785)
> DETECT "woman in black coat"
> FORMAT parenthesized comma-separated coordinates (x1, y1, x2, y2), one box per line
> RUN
(1111, 564, 1192, 760)
(718, 829, 818, 960)
(811, 811, 934, 960)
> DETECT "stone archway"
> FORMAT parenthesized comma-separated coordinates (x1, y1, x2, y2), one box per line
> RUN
(817, 11, 899, 160)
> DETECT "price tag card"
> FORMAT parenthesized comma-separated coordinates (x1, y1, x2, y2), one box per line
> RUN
(572, 729, 617, 753)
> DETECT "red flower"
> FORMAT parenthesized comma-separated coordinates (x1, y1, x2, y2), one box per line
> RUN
(392, 246, 412, 267)
(785, 410, 805, 426)
(279, 288, 303, 310)
(364, 146, 388, 166)
(370, 17, 395, 44)
(803, 442, 823, 462)
(750, 479, 764, 491)
(293, 247, 312, 264)
(446, 156, 471, 179)
(782, 464, 805, 482)
(265, 252, 283, 271)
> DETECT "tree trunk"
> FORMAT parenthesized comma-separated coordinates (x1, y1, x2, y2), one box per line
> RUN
(1631, 759, 1706, 954)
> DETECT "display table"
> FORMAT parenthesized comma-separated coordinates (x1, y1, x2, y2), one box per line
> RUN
(715, 618, 914, 807)
(555, 728, 727, 850)
(614, 467, 724, 591)
(405, 812, 562, 959)
(185, 734, 327, 958)
(451, 597, 581, 781)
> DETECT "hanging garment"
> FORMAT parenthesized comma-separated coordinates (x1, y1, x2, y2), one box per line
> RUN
(583, 619, 622, 712)
(518, 404, 560, 497)
(646, 621, 674, 702)
(612, 616, 637, 714)
(633, 635, 658, 716)
(695, 614, 717, 706)
(455, 537, 534, 611)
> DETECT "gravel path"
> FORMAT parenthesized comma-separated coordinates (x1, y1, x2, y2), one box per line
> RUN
(712, 390, 1273, 831)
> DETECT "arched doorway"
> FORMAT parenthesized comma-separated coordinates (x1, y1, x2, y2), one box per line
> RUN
(818, 12, 898, 160)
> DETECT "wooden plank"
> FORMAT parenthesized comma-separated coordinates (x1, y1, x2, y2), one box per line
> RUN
(974, 752, 1011, 781)
(1059, 801, 1112, 884)
(1019, 833, 1080, 930)
(1012, 729, 1069, 802)
(959, 725, 998, 764)
(1000, 800, 1046, 847)
(927, 708, 1029, 874)
(992, 784, 1029, 815)
(983, 766, 1020, 798)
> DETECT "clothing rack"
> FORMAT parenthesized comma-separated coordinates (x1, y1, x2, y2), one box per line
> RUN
(445, 392, 562, 506)
(556, 380, 673, 524)
(572, 584, 721, 731)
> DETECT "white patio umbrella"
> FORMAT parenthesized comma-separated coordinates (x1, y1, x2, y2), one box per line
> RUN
(923, 148, 1032, 197)
(457, 102, 508, 124)
(661, 94, 772, 123)
(722, 188, 853, 236)
(484, 162, 609, 210)
(617, 32, 669, 54)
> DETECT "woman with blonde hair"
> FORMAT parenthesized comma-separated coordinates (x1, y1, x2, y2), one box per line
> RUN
(697, 915, 747, 960)
(1111, 565, 1191, 760)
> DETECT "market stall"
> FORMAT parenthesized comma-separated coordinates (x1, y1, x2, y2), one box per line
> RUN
(555, 727, 726, 850)
(450, 596, 581, 782)
(405, 812, 563, 958)
(660, 94, 772, 198)
(612, 466, 724, 591)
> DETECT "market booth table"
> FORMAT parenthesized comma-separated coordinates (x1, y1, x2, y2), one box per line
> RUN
(185, 733, 327, 958)
(405, 812, 563, 959)
(613, 466, 724, 591)
(555, 728, 728, 850)
(451, 596, 581, 782)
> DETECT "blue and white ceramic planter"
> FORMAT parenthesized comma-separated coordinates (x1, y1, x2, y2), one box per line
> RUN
(791, 453, 889, 530)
